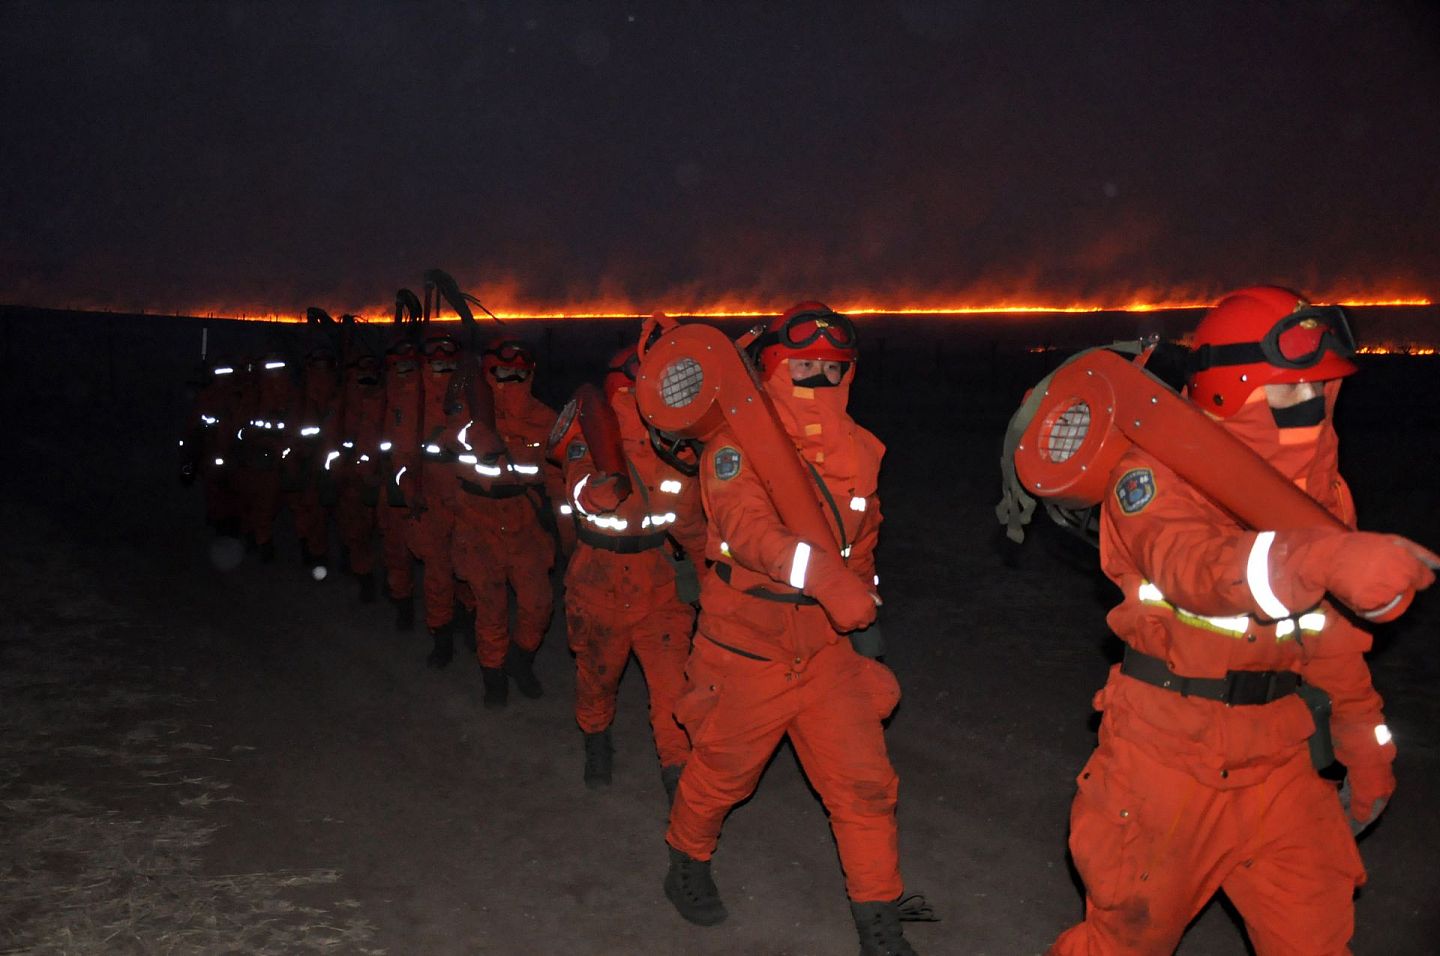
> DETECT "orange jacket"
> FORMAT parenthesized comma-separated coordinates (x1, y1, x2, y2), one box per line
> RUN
(695, 415, 883, 662)
(1096, 446, 1391, 788)
(451, 382, 563, 530)
(561, 392, 706, 609)
(336, 376, 387, 487)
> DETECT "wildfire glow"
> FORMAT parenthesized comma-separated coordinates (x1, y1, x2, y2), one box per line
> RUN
(178, 296, 1434, 325)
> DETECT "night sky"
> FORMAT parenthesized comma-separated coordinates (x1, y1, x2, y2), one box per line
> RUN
(4, 0, 1438, 315)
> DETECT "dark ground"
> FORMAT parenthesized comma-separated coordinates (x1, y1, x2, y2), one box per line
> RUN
(2, 307, 1438, 954)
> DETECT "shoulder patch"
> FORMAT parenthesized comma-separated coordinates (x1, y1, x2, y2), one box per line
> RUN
(713, 446, 742, 481)
(567, 441, 588, 461)
(1114, 468, 1156, 515)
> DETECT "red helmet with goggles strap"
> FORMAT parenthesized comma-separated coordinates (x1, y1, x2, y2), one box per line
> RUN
(1187, 285, 1357, 417)
(604, 346, 640, 400)
(421, 331, 461, 357)
(754, 301, 858, 374)
(481, 337, 536, 380)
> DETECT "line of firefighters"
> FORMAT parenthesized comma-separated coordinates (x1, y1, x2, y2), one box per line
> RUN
(179, 291, 1437, 956)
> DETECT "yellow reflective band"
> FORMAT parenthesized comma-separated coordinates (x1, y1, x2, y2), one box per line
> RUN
(1137, 581, 1250, 637)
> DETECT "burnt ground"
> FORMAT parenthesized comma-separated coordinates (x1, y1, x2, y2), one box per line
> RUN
(3, 311, 1439, 955)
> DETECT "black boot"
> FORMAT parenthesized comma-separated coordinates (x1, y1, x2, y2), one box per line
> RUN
(426, 622, 454, 669)
(661, 764, 683, 806)
(664, 845, 727, 926)
(506, 645, 543, 699)
(259, 540, 276, 563)
(391, 594, 415, 632)
(357, 572, 377, 604)
(480, 666, 509, 710)
(583, 730, 613, 789)
(850, 900, 918, 956)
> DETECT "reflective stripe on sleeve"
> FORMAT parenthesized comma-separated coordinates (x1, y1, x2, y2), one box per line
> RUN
(1246, 531, 1292, 620)
(788, 542, 811, 589)
(572, 476, 592, 515)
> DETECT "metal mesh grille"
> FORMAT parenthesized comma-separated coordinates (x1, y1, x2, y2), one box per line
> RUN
(660, 357, 704, 408)
(1044, 401, 1090, 463)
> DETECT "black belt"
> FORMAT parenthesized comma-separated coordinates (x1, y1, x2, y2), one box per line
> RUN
(1121, 647, 1301, 706)
(576, 523, 669, 553)
(714, 561, 818, 605)
(459, 478, 529, 498)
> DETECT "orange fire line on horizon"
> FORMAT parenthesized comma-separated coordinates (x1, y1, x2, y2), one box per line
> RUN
(184, 296, 1435, 324)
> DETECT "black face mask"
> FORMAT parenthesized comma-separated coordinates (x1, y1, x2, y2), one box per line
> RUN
(1271, 394, 1326, 428)
(789, 361, 850, 389)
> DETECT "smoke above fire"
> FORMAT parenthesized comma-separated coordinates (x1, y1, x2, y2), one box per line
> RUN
(2, 2, 1437, 322)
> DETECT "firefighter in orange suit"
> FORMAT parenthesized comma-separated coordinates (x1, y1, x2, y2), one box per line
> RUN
(559, 346, 707, 797)
(377, 335, 421, 630)
(405, 331, 472, 667)
(290, 347, 342, 578)
(663, 304, 918, 956)
(236, 352, 296, 563)
(333, 351, 387, 602)
(449, 338, 564, 707)
(1049, 287, 1438, 956)
(180, 356, 245, 537)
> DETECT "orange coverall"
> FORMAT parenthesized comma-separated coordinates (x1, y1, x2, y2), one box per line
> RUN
(285, 363, 339, 561)
(377, 354, 420, 603)
(451, 379, 562, 667)
(1050, 392, 1391, 955)
(185, 370, 244, 531)
(334, 367, 386, 577)
(403, 362, 468, 630)
(237, 367, 296, 548)
(561, 393, 707, 769)
(665, 384, 905, 905)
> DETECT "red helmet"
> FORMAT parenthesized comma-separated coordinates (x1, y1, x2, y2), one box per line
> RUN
(1187, 286, 1358, 417)
(481, 337, 536, 381)
(385, 336, 419, 374)
(753, 301, 858, 374)
(421, 331, 461, 358)
(604, 346, 639, 400)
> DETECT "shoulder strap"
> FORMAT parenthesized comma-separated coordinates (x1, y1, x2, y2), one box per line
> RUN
(802, 459, 849, 559)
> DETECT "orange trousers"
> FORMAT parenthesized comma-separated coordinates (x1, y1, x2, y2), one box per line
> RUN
(240, 468, 282, 545)
(376, 501, 413, 600)
(407, 501, 459, 630)
(452, 506, 552, 668)
(566, 596, 694, 767)
(666, 638, 903, 902)
(286, 485, 329, 557)
(201, 468, 241, 530)
(335, 482, 376, 575)
(1049, 734, 1364, 956)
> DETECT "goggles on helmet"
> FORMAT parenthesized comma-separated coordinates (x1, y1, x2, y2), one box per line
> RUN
(483, 340, 535, 366)
(1192, 304, 1356, 373)
(756, 309, 858, 355)
(422, 337, 460, 357)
